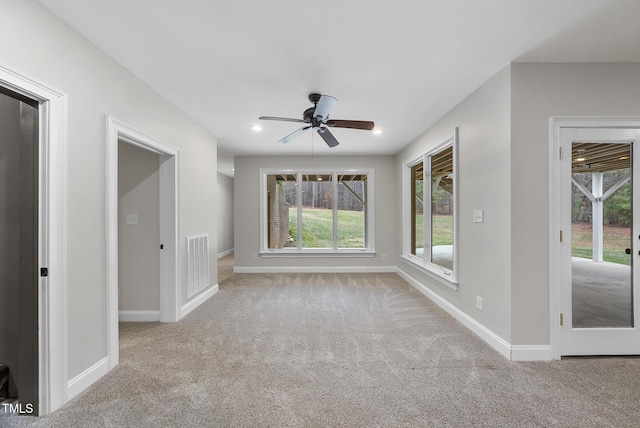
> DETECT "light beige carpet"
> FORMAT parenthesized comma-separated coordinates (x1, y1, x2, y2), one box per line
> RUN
(3, 271, 640, 427)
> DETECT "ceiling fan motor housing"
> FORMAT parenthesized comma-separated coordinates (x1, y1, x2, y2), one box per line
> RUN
(308, 93, 322, 104)
(303, 107, 315, 123)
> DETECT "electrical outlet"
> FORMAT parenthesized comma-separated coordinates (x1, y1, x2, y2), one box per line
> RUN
(476, 296, 483, 311)
(252, 253, 257, 260)
(382, 254, 387, 261)
(473, 210, 484, 223)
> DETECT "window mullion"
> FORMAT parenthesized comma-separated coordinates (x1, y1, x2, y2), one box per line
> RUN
(297, 172, 303, 250)
(424, 154, 431, 264)
(364, 178, 368, 248)
(332, 172, 338, 250)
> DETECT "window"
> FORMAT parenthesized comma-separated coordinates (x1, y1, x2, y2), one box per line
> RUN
(261, 169, 374, 255)
(403, 129, 458, 285)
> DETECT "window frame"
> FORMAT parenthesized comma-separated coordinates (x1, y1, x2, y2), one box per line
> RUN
(402, 128, 459, 287)
(259, 167, 375, 257)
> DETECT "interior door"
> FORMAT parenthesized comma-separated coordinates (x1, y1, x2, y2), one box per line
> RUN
(560, 127, 640, 355)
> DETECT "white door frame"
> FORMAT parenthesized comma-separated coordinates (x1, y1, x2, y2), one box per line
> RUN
(106, 117, 180, 369)
(0, 63, 68, 415)
(549, 117, 640, 359)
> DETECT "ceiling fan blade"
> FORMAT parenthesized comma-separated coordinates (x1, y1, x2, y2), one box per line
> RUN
(317, 127, 339, 148)
(259, 116, 306, 123)
(279, 126, 311, 144)
(313, 95, 337, 121)
(325, 120, 375, 130)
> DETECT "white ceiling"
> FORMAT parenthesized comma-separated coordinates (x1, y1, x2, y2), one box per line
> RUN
(37, 0, 640, 176)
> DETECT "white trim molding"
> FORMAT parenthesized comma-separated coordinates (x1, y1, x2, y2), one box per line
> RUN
(118, 310, 161, 322)
(66, 357, 110, 402)
(510, 346, 554, 361)
(0, 62, 68, 415)
(400, 255, 458, 291)
(180, 284, 219, 318)
(234, 266, 396, 274)
(398, 266, 555, 361)
(259, 250, 376, 258)
(396, 268, 512, 359)
(217, 248, 234, 259)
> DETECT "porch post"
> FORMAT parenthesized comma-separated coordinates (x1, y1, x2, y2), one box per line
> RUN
(592, 172, 604, 262)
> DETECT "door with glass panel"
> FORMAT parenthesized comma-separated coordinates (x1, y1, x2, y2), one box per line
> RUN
(560, 127, 640, 355)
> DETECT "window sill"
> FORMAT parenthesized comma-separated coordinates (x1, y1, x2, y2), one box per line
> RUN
(260, 249, 376, 258)
(401, 254, 459, 290)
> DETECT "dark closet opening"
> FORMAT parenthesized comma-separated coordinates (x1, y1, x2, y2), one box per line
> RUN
(0, 85, 39, 415)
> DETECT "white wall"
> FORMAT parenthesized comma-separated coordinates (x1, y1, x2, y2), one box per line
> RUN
(395, 62, 640, 350)
(217, 172, 234, 257)
(395, 66, 512, 342)
(118, 142, 160, 312)
(510, 62, 640, 345)
(0, 0, 218, 384)
(234, 155, 396, 270)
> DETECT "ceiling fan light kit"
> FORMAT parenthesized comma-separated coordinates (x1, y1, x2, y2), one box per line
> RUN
(259, 93, 375, 148)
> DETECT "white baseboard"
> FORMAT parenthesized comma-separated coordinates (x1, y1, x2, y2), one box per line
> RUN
(180, 284, 219, 318)
(396, 268, 512, 360)
(233, 266, 397, 274)
(217, 249, 234, 259)
(66, 356, 110, 401)
(510, 345, 554, 361)
(118, 310, 161, 322)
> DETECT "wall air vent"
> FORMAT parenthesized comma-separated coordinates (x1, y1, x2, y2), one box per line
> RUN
(186, 234, 210, 298)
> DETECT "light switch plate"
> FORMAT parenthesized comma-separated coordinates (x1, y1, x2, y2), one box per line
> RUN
(473, 210, 484, 223)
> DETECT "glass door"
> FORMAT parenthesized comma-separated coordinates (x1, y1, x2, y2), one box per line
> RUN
(560, 128, 640, 355)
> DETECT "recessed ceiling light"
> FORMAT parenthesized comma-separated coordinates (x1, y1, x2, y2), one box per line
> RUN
(574, 157, 586, 162)
(372, 129, 383, 135)
(620, 156, 630, 160)
(251, 125, 263, 131)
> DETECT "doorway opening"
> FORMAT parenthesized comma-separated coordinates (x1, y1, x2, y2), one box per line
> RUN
(106, 118, 180, 370)
(217, 253, 234, 283)
(0, 86, 39, 415)
(117, 141, 161, 321)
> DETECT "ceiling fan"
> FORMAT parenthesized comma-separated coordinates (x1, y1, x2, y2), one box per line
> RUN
(259, 93, 375, 148)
